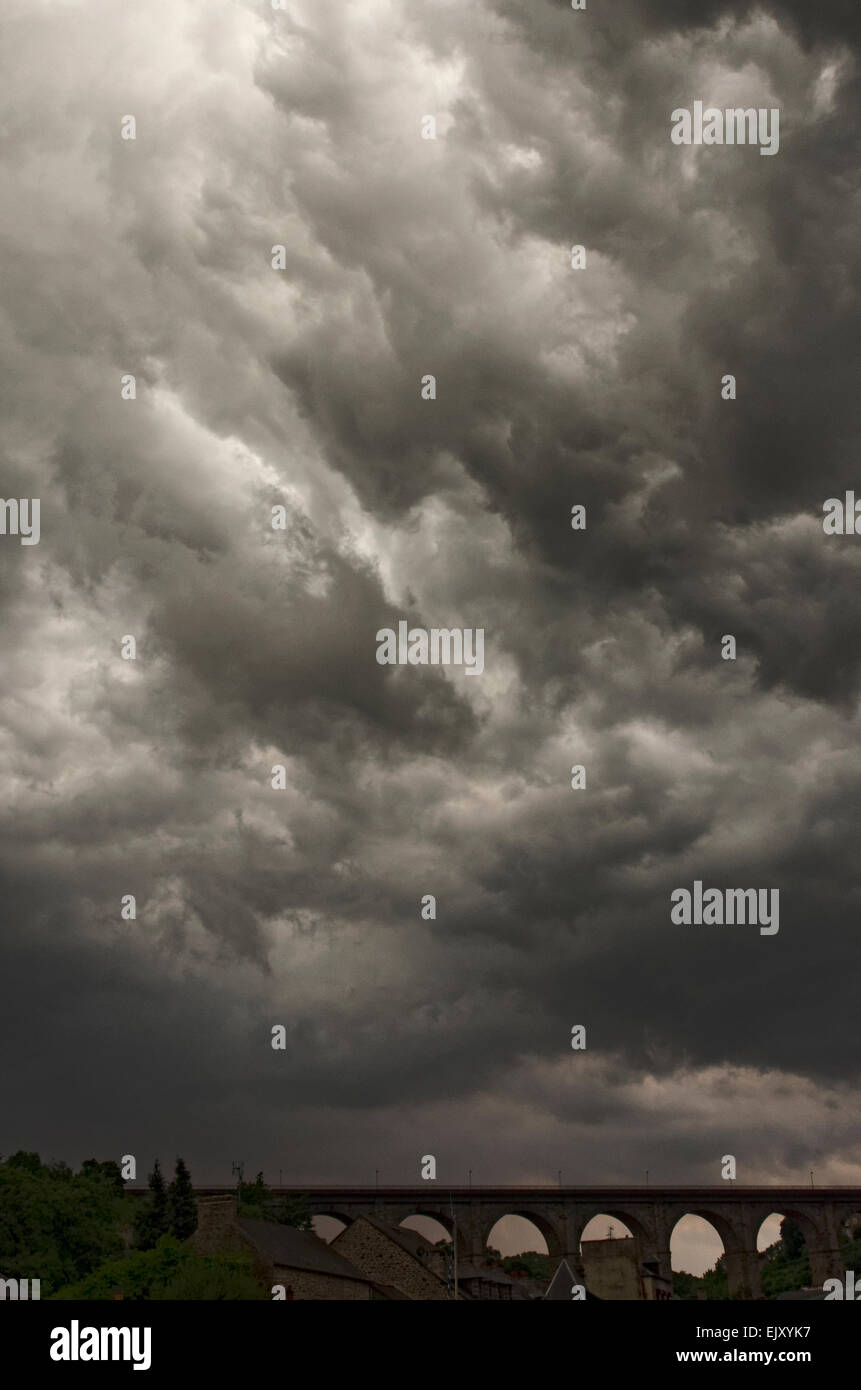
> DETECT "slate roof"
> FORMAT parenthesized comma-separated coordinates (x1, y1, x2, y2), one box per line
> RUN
(459, 1262, 520, 1284)
(371, 1282, 412, 1300)
(238, 1219, 371, 1282)
(544, 1257, 601, 1300)
(458, 1262, 534, 1298)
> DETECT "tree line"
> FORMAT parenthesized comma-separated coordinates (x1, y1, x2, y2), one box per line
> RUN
(0, 1150, 311, 1299)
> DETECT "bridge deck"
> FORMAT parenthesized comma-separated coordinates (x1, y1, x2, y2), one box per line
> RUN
(124, 1184, 861, 1200)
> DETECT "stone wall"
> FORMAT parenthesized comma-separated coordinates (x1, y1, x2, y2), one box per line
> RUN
(333, 1219, 453, 1300)
(581, 1237, 646, 1300)
(273, 1266, 373, 1301)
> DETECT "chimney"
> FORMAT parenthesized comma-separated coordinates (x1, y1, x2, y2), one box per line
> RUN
(191, 1195, 240, 1255)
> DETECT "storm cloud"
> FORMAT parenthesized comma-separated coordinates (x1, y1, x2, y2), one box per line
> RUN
(1, 0, 859, 1261)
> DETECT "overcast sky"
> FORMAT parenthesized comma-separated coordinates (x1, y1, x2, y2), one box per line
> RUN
(1, 0, 860, 1272)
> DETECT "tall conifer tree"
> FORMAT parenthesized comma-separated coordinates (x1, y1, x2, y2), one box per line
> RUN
(168, 1157, 197, 1241)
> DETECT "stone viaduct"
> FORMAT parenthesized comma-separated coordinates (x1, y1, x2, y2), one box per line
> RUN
(245, 1185, 860, 1299)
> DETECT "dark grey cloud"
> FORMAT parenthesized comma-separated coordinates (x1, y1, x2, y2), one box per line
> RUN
(0, 0, 859, 1251)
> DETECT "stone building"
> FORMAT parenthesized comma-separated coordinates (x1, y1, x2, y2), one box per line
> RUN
(578, 1237, 675, 1299)
(331, 1215, 464, 1299)
(191, 1195, 381, 1300)
(458, 1261, 533, 1300)
(545, 1240, 675, 1300)
(581, 1234, 646, 1298)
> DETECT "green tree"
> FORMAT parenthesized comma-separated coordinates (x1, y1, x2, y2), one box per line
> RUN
(154, 1255, 267, 1300)
(150, 1160, 168, 1232)
(501, 1251, 553, 1281)
(51, 1235, 268, 1300)
(133, 1160, 169, 1251)
(672, 1269, 703, 1299)
(237, 1171, 267, 1211)
(762, 1250, 811, 1297)
(780, 1218, 806, 1262)
(701, 1256, 729, 1300)
(167, 1157, 197, 1241)
(269, 1192, 313, 1230)
(237, 1172, 312, 1230)
(80, 1159, 124, 1197)
(0, 1152, 128, 1294)
(673, 1257, 730, 1301)
(6, 1150, 41, 1174)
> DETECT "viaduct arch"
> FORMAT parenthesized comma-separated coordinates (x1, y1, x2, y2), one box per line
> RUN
(240, 1186, 860, 1298)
